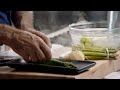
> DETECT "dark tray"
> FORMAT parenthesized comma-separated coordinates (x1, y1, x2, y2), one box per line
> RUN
(0, 59, 96, 75)
(0, 56, 21, 63)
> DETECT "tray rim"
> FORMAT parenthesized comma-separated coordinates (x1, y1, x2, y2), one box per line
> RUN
(4, 59, 96, 71)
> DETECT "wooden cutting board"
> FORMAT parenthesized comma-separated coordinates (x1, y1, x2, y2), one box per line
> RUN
(0, 47, 120, 79)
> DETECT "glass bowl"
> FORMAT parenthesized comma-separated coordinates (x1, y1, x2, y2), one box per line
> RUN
(69, 21, 120, 49)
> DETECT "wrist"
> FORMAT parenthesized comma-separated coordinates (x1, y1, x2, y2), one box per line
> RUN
(1, 30, 16, 46)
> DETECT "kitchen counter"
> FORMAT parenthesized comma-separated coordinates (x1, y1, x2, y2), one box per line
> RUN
(0, 47, 120, 79)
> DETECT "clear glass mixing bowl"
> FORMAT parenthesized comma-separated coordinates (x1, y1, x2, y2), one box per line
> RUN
(69, 21, 120, 49)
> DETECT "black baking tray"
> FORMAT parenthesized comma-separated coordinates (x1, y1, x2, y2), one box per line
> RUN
(0, 58, 96, 75)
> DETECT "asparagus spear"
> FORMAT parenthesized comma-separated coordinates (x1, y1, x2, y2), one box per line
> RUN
(72, 44, 118, 53)
(85, 56, 116, 60)
(40, 59, 77, 69)
(80, 36, 94, 47)
(82, 51, 116, 58)
(81, 48, 117, 53)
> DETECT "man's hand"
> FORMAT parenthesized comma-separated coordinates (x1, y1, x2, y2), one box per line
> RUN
(0, 25, 52, 62)
(25, 29, 52, 48)
(10, 30, 52, 62)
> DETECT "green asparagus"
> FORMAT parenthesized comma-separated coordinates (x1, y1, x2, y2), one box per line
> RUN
(85, 56, 116, 60)
(30, 59, 77, 69)
(83, 51, 117, 57)
(72, 36, 119, 60)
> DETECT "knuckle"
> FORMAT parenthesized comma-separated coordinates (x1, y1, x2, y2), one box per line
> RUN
(44, 36, 50, 41)
(48, 38, 51, 42)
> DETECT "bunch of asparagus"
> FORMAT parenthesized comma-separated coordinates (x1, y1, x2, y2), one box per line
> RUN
(82, 48, 118, 60)
(72, 36, 119, 60)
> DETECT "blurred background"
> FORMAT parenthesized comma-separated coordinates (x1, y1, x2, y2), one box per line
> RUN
(34, 11, 108, 34)
(33, 11, 120, 46)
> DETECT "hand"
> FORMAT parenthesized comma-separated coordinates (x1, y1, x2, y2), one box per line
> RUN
(8, 30, 52, 62)
(22, 28, 52, 48)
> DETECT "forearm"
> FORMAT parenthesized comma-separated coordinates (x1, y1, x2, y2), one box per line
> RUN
(0, 24, 19, 45)
(11, 11, 34, 30)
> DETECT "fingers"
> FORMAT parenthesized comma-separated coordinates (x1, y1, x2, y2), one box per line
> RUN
(25, 47, 38, 62)
(12, 44, 51, 63)
(29, 38, 51, 62)
(25, 34, 52, 62)
(27, 44, 46, 62)
(38, 38, 52, 61)
(12, 45, 46, 63)
(35, 48, 46, 62)
(29, 30, 52, 48)
(9, 30, 52, 63)
(24, 47, 49, 63)
(11, 46, 30, 62)
(29, 53, 38, 62)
